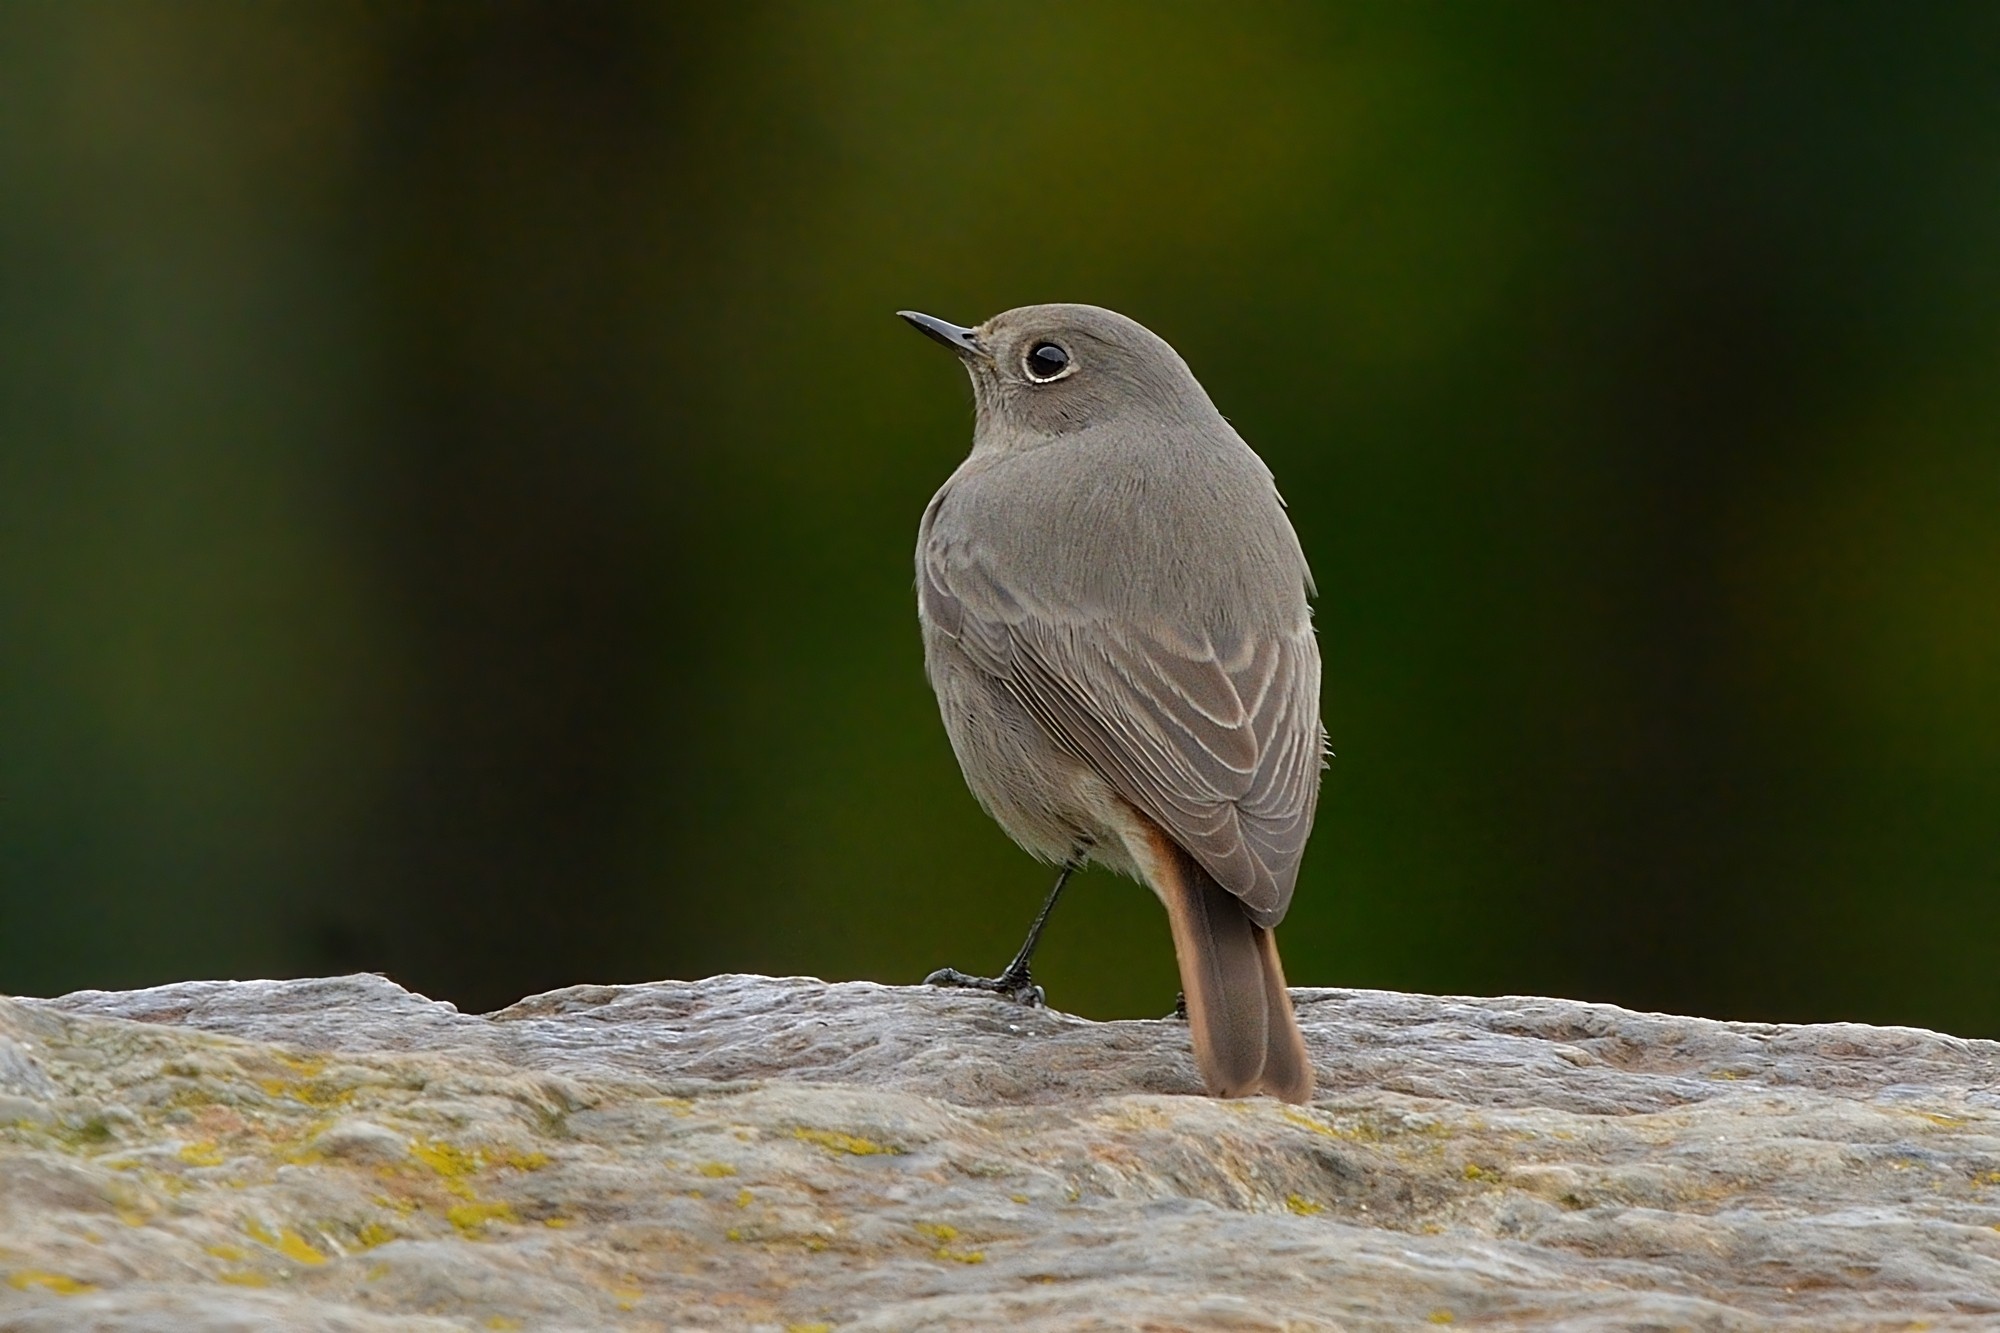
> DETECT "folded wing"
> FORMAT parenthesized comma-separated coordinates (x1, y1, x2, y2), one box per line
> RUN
(921, 511, 1323, 926)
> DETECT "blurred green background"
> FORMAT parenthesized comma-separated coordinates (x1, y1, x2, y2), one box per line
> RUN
(4, 3, 1997, 1033)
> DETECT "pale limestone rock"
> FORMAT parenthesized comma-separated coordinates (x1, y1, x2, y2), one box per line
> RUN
(0, 973, 1997, 1331)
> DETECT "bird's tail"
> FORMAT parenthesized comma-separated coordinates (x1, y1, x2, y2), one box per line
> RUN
(1153, 841, 1313, 1103)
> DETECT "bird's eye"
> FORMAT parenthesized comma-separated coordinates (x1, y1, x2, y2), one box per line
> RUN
(1024, 342, 1071, 382)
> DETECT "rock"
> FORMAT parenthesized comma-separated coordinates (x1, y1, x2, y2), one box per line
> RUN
(0, 974, 1996, 1331)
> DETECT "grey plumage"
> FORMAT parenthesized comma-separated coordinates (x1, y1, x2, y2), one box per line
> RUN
(905, 303, 1324, 1103)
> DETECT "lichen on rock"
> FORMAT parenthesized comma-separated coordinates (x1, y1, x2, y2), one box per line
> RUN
(1, 973, 1998, 1330)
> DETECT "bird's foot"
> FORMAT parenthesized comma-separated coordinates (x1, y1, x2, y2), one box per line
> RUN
(1167, 990, 1187, 1021)
(924, 965, 1046, 1008)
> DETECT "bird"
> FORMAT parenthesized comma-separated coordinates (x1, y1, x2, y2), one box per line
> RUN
(901, 303, 1324, 1103)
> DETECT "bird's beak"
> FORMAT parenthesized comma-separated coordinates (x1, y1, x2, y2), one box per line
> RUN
(898, 310, 985, 358)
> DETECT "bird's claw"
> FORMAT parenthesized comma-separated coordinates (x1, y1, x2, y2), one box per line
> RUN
(925, 965, 1047, 1008)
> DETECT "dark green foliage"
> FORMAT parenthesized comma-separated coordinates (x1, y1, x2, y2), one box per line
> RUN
(2, 3, 1996, 1030)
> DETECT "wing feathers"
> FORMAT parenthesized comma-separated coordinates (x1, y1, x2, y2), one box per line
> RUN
(922, 516, 1322, 925)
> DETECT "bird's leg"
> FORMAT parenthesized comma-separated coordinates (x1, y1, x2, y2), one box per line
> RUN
(926, 850, 1084, 1007)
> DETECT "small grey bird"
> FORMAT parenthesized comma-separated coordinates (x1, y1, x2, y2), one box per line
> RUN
(901, 303, 1323, 1103)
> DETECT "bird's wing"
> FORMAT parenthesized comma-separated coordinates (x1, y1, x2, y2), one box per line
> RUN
(921, 516, 1323, 927)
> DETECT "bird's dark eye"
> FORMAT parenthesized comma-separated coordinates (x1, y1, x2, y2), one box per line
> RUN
(1024, 342, 1071, 382)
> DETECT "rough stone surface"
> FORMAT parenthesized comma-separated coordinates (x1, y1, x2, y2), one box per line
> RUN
(1, 973, 1998, 1331)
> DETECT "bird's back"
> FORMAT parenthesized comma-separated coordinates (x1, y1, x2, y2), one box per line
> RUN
(919, 416, 1323, 925)
(929, 418, 1311, 639)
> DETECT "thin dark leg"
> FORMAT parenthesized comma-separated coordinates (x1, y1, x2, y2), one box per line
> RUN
(926, 852, 1083, 1007)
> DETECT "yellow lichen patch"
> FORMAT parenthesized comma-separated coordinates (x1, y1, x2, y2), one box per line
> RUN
(8, 1271, 95, 1295)
(275, 1230, 328, 1265)
(244, 1220, 328, 1265)
(205, 1244, 249, 1262)
(543, 1216, 572, 1228)
(1975, 1171, 2000, 1187)
(217, 1270, 269, 1287)
(1462, 1163, 1491, 1181)
(735, 1189, 754, 1209)
(485, 1318, 523, 1330)
(1010, 1193, 1030, 1204)
(697, 1161, 737, 1178)
(292, 1081, 355, 1109)
(354, 1222, 397, 1249)
(724, 1227, 744, 1242)
(1285, 1193, 1323, 1216)
(251, 1057, 356, 1110)
(1920, 1113, 1967, 1128)
(613, 1283, 643, 1309)
(654, 1097, 695, 1116)
(1278, 1108, 1354, 1141)
(447, 1201, 518, 1237)
(913, 1221, 983, 1262)
(793, 1127, 897, 1156)
(1429, 1312, 1456, 1325)
(405, 1139, 547, 1175)
(178, 1141, 225, 1167)
(410, 1139, 480, 1180)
